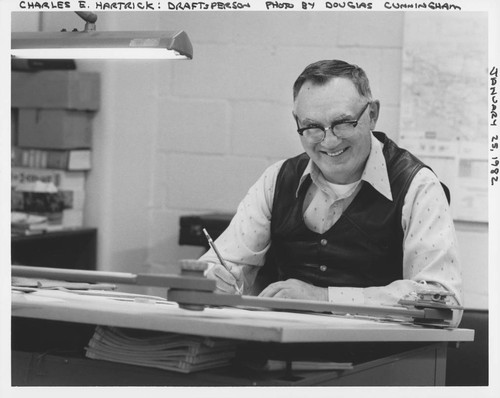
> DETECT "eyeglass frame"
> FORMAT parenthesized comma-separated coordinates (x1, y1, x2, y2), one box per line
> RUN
(294, 101, 372, 142)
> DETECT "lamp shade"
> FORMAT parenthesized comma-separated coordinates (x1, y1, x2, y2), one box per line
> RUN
(12, 30, 193, 60)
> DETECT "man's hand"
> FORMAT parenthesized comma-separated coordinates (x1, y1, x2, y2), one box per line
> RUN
(206, 263, 244, 294)
(258, 278, 328, 301)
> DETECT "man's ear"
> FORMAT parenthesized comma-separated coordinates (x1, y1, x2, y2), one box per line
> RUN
(368, 100, 380, 130)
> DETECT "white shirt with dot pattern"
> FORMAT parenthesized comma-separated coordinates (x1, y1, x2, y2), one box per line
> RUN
(201, 134, 463, 325)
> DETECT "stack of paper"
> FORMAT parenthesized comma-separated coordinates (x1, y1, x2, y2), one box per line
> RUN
(85, 326, 237, 373)
(11, 211, 56, 235)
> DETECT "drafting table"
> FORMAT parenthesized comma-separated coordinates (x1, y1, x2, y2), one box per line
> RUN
(11, 289, 474, 386)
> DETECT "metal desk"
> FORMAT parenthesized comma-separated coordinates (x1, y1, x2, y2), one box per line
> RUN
(11, 289, 474, 386)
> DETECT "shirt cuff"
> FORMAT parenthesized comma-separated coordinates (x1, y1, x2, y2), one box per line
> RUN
(328, 287, 365, 305)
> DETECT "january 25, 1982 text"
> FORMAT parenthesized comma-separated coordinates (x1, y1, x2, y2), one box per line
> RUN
(491, 66, 499, 187)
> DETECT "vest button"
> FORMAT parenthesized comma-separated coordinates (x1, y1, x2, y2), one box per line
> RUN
(320, 239, 328, 246)
(319, 265, 327, 272)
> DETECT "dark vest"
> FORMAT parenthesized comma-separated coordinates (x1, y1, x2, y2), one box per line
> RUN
(259, 131, 445, 290)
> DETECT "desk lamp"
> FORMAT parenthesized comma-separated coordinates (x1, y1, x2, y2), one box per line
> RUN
(11, 12, 193, 60)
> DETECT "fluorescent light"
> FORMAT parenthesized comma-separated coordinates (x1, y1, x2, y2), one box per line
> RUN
(11, 48, 188, 60)
(11, 30, 193, 60)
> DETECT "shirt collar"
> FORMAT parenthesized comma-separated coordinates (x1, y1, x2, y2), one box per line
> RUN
(296, 133, 393, 201)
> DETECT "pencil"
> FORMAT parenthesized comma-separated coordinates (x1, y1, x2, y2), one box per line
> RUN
(202, 228, 242, 294)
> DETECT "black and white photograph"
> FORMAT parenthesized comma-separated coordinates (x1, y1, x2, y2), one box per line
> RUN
(1, 0, 498, 396)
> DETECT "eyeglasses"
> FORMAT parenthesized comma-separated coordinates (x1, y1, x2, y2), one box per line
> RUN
(295, 101, 371, 143)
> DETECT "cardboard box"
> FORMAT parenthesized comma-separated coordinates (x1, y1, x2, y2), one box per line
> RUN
(12, 71, 100, 110)
(18, 109, 93, 149)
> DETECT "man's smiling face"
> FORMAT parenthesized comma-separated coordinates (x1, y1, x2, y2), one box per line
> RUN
(293, 77, 377, 184)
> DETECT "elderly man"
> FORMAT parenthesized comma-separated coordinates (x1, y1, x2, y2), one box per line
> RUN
(201, 59, 462, 317)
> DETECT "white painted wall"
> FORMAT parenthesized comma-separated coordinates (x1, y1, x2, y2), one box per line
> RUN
(11, 11, 488, 309)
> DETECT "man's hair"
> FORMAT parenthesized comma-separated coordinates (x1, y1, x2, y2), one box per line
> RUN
(293, 60, 372, 101)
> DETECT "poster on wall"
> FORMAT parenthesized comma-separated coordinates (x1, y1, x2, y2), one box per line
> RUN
(399, 13, 488, 223)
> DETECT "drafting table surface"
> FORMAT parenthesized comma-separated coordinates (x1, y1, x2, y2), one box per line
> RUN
(11, 290, 474, 343)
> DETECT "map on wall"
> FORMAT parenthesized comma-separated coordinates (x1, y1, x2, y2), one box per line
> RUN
(399, 13, 488, 222)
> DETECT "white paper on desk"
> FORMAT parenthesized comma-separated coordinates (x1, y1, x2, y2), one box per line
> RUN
(11, 289, 66, 304)
(12, 276, 116, 291)
(168, 305, 390, 327)
(12, 289, 410, 330)
(13, 288, 174, 304)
